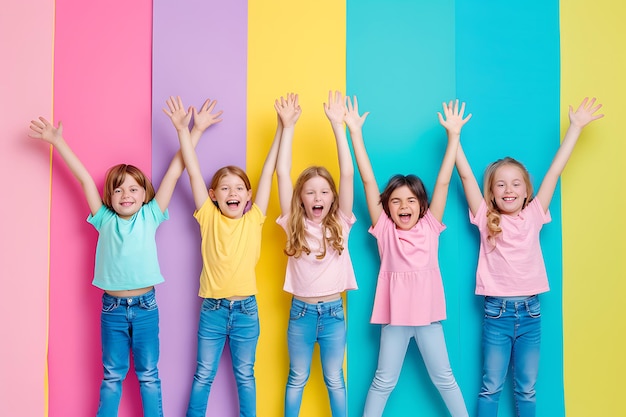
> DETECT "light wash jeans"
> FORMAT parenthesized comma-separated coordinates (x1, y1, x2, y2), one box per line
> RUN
(285, 298, 346, 417)
(477, 296, 541, 417)
(363, 322, 468, 417)
(186, 296, 260, 417)
(97, 289, 163, 417)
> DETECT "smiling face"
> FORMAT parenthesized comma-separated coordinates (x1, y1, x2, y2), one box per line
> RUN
(299, 175, 335, 224)
(110, 175, 146, 219)
(491, 164, 529, 216)
(387, 185, 421, 230)
(209, 173, 252, 219)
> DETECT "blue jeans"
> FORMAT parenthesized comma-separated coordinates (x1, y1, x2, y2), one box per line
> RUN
(187, 296, 260, 417)
(285, 298, 346, 417)
(478, 296, 541, 417)
(363, 323, 468, 417)
(97, 289, 163, 417)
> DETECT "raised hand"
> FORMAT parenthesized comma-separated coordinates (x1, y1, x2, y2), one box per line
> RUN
(569, 97, 604, 128)
(192, 98, 223, 133)
(163, 96, 193, 132)
(323, 90, 347, 125)
(28, 117, 63, 145)
(345, 95, 369, 132)
(437, 99, 472, 136)
(274, 93, 301, 128)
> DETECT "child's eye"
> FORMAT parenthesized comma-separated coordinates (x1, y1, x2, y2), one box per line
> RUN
(114, 189, 121, 193)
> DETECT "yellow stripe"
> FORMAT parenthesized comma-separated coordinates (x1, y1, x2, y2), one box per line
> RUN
(247, 1, 346, 415)
(560, 2, 626, 415)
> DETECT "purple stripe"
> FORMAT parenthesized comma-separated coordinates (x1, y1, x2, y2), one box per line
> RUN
(152, 1, 248, 415)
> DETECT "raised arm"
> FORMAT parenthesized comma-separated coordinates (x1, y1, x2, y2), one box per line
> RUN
(157, 96, 223, 212)
(275, 93, 302, 215)
(168, 96, 219, 210)
(535, 97, 604, 212)
(28, 117, 102, 215)
(431, 100, 471, 222)
(255, 94, 299, 214)
(324, 91, 354, 217)
(345, 96, 381, 226)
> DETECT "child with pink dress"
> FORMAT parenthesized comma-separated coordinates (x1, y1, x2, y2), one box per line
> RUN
(347, 98, 471, 417)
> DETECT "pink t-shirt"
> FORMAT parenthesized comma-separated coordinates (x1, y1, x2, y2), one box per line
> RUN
(277, 210, 358, 298)
(470, 198, 551, 296)
(368, 210, 446, 326)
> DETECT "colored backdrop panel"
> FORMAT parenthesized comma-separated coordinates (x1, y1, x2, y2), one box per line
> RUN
(152, 0, 248, 415)
(0, 1, 54, 416)
(247, 1, 346, 416)
(455, 1, 563, 416)
(346, 2, 460, 416)
(49, 1, 152, 415)
(560, 2, 626, 416)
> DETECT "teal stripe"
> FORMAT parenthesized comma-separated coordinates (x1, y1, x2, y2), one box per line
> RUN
(347, 2, 458, 416)
(456, 1, 563, 416)
(347, 1, 563, 416)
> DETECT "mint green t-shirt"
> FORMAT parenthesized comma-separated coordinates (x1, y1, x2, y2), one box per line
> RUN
(87, 199, 168, 291)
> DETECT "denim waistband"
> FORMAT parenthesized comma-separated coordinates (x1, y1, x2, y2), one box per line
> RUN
(102, 288, 156, 306)
(486, 295, 538, 306)
(206, 295, 256, 310)
(291, 297, 343, 312)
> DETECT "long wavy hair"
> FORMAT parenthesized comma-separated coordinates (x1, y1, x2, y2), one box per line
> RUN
(102, 164, 155, 210)
(380, 174, 429, 220)
(483, 157, 533, 244)
(285, 166, 344, 259)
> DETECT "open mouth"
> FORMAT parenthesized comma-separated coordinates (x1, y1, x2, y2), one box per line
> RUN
(312, 205, 324, 215)
(398, 213, 411, 223)
(226, 200, 240, 208)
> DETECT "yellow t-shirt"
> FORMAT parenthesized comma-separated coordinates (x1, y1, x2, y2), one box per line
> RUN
(193, 199, 266, 298)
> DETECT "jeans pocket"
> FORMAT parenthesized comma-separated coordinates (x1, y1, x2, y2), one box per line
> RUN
(102, 301, 118, 313)
(330, 305, 345, 321)
(241, 303, 258, 317)
(140, 297, 158, 311)
(484, 298, 503, 319)
(526, 298, 541, 318)
(201, 298, 221, 312)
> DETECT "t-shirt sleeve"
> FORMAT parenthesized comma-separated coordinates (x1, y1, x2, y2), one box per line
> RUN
(469, 199, 488, 227)
(423, 209, 446, 234)
(87, 205, 113, 230)
(528, 198, 551, 224)
(248, 203, 266, 225)
(193, 197, 216, 224)
(338, 210, 356, 229)
(368, 211, 389, 239)
(146, 199, 169, 224)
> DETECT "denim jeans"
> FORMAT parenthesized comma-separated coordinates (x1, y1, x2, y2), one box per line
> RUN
(363, 323, 468, 417)
(97, 289, 163, 417)
(477, 296, 541, 417)
(186, 296, 260, 417)
(285, 298, 346, 417)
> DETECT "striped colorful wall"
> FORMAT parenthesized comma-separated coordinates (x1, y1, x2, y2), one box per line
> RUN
(1, 1, 623, 416)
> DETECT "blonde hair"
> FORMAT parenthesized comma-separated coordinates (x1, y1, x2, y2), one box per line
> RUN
(285, 166, 344, 259)
(483, 157, 533, 244)
(102, 164, 154, 210)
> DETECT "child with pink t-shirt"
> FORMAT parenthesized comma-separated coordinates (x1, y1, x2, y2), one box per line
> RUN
(275, 91, 358, 417)
(348, 98, 471, 417)
(455, 97, 603, 417)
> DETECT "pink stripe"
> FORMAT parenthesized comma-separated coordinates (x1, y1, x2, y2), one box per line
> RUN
(152, 0, 249, 414)
(49, 1, 152, 415)
(0, 1, 54, 416)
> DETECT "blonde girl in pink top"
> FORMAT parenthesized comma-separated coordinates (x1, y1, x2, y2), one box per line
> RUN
(455, 97, 603, 417)
(275, 91, 358, 417)
(348, 98, 471, 417)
